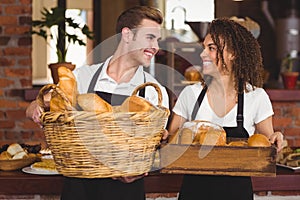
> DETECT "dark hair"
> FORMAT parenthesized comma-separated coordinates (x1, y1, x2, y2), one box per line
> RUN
(116, 6, 163, 34)
(207, 17, 264, 92)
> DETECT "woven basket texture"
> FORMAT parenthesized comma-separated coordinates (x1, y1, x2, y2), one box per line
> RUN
(38, 82, 169, 178)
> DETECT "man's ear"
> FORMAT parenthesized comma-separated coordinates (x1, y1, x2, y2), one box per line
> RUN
(121, 27, 133, 43)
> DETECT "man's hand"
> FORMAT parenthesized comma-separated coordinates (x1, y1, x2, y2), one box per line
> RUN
(26, 100, 43, 127)
(112, 173, 148, 183)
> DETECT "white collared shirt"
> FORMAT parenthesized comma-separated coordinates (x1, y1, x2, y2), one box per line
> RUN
(73, 56, 169, 108)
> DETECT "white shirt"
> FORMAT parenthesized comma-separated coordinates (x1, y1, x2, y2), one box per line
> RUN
(73, 56, 169, 109)
(173, 83, 274, 136)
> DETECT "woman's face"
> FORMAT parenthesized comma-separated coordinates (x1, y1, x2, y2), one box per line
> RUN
(200, 34, 233, 77)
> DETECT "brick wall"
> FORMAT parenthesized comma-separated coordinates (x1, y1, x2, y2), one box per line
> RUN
(273, 102, 300, 147)
(0, 0, 47, 148)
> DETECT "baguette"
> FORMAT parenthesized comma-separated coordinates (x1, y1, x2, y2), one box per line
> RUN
(57, 66, 78, 106)
(50, 66, 78, 111)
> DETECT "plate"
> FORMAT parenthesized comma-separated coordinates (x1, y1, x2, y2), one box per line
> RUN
(22, 166, 59, 175)
(277, 163, 300, 171)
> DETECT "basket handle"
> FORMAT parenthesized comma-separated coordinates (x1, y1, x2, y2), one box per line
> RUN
(131, 82, 163, 106)
(36, 84, 72, 110)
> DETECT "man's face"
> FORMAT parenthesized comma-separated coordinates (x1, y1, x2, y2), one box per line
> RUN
(127, 19, 161, 67)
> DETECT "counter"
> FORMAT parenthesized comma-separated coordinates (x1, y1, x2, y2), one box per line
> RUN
(0, 167, 299, 195)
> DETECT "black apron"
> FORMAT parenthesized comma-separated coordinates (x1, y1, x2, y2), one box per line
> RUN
(61, 64, 146, 200)
(178, 84, 253, 200)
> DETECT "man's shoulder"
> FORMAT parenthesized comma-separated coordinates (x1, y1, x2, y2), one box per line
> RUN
(74, 63, 103, 79)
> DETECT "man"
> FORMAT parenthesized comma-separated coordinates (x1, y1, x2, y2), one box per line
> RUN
(26, 6, 169, 200)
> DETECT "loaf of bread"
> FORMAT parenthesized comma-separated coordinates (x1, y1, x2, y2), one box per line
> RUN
(77, 93, 113, 113)
(50, 66, 78, 111)
(120, 96, 155, 112)
(194, 126, 226, 146)
(57, 66, 78, 106)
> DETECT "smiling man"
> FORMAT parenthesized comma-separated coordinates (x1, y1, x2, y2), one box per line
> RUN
(62, 6, 169, 200)
(26, 5, 169, 200)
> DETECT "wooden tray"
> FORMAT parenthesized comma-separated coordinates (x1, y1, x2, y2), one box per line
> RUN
(159, 143, 276, 177)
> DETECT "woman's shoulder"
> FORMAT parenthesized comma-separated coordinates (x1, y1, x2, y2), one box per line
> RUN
(245, 85, 269, 99)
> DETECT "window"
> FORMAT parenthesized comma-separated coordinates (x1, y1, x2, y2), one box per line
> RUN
(32, 0, 92, 85)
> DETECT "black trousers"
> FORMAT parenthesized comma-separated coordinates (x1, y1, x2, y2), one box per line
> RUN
(61, 177, 145, 200)
(178, 174, 253, 200)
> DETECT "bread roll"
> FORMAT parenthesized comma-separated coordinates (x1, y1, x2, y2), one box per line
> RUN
(197, 127, 226, 146)
(77, 93, 113, 113)
(0, 151, 11, 160)
(120, 96, 154, 112)
(7, 143, 24, 156)
(248, 134, 271, 147)
(184, 67, 201, 81)
(180, 128, 193, 144)
(227, 141, 248, 147)
(12, 151, 28, 159)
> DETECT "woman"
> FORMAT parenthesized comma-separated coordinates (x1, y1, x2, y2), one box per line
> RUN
(168, 18, 284, 200)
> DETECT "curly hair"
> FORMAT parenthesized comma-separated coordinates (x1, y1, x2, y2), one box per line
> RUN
(207, 17, 264, 93)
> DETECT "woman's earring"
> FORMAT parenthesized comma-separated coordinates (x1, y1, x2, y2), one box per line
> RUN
(223, 63, 226, 68)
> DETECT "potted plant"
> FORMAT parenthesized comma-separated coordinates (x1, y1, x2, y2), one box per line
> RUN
(280, 51, 299, 89)
(31, 6, 93, 83)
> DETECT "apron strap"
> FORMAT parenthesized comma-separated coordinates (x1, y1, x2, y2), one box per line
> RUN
(191, 85, 207, 120)
(237, 80, 244, 128)
(87, 63, 146, 98)
(191, 83, 244, 128)
(87, 63, 104, 93)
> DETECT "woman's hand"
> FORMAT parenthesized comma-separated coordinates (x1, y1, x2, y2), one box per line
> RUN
(269, 131, 284, 152)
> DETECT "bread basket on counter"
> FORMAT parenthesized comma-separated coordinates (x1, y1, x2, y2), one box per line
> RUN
(37, 82, 169, 178)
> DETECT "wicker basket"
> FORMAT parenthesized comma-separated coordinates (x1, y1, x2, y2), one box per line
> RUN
(37, 82, 169, 178)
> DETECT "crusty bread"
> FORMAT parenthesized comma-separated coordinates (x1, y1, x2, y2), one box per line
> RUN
(7, 143, 24, 156)
(12, 151, 28, 160)
(50, 66, 78, 111)
(195, 126, 226, 146)
(248, 134, 271, 147)
(227, 141, 248, 147)
(184, 68, 201, 81)
(57, 66, 78, 106)
(180, 128, 193, 144)
(0, 151, 11, 160)
(120, 96, 154, 112)
(77, 93, 113, 113)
